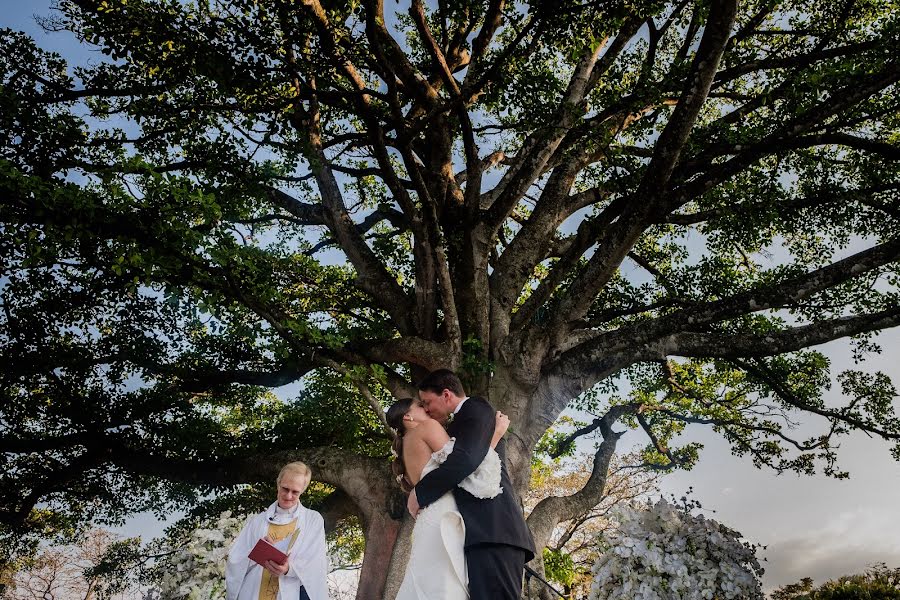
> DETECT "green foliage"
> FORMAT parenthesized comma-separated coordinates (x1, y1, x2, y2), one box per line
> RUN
(460, 334, 494, 380)
(329, 516, 366, 569)
(543, 547, 577, 587)
(0, 25, 393, 549)
(532, 416, 585, 463)
(82, 536, 146, 597)
(772, 564, 900, 600)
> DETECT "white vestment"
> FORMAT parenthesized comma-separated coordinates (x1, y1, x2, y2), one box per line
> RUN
(225, 502, 329, 600)
(395, 440, 502, 600)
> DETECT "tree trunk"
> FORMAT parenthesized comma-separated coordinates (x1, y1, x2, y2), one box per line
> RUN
(82, 578, 96, 600)
(356, 510, 402, 600)
(488, 366, 541, 492)
(381, 515, 415, 600)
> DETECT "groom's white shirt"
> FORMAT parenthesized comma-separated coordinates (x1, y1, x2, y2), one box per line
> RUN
(453, 396, 469, 416)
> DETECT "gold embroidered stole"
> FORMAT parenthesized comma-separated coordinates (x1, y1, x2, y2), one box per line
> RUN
(258, 519, 301, 600)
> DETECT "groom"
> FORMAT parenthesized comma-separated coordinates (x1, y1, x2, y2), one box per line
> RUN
(408, 369, 536, 599)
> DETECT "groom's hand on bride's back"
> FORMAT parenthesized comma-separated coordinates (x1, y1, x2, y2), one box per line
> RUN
(407, 488, 421, 518)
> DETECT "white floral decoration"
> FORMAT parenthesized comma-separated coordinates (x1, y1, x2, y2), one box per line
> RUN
(588, 499, 764, 600)
(158, 511, 244, 600)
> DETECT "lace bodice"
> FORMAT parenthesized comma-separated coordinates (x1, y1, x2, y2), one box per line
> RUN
(421, 438, 503, 499)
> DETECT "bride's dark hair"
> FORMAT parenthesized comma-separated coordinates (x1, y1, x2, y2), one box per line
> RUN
(386, 397, 415, 493)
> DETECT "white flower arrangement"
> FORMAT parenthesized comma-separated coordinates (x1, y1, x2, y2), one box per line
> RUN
(158, 511, 244, 600)
(588, 499, 764, 600)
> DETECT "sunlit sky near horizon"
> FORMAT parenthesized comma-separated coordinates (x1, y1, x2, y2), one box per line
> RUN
(4, 1, 899, 593)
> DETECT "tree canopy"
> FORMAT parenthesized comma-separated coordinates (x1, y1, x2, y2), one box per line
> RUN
(2, 0, 899, 598)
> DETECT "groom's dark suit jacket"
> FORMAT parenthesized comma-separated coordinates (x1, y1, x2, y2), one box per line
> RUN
(414, 396, 536, 559)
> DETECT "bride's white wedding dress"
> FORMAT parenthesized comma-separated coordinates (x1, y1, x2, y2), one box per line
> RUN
(395, 439, 502, 600)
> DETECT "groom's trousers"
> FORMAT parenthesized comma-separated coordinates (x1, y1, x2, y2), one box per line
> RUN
(466, 543, 530, 600)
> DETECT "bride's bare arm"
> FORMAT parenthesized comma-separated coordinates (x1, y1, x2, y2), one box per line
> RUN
(490, 411, 509, 448)
(418, 419, 452, 452)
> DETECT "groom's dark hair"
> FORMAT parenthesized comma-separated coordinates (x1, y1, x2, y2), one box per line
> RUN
(417, 368, 465, 397)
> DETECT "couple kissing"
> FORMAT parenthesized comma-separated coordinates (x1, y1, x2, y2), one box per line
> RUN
(387, 369, 535, 600)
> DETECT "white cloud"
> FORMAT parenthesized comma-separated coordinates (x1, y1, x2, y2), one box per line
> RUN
(761, 507, 900, 591)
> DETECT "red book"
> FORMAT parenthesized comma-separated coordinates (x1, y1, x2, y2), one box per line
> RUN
(248, 538, 288, 566)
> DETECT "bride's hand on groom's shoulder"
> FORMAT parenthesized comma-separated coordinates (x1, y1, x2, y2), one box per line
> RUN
(495, 411, 509, 435)
(490, 411, 510, 448)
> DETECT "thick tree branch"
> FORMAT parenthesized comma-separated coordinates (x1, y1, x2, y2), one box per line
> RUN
(667, 308, 900, 359)
(508, 195, 630, 333)
(361, 0, 438, 109)
(287, 106, 414, 334)
(468, 0, 505, 71)
(678, 61, 900, 200)
(2, 448, 105, 527)
(681, 132, 900, 178)
(265, 188, 326, 224)
(345, 336, 451, 373)
(526, 404, 631, 551)
(714, 40, 879, 85)
(484, 29, 608, 231)
(638, 0, 739, 193)
(320, 358, 393, 438)
(553, 236, 900, 378)
(733, 358, 900, 441)
(664, 184, 899, 226)
(168, 364, 317, 392)
(318, 490, 363, 534)
(540, 0, 739, 347)
(108, 443, 393, 518)
(305, 206, 409, 254)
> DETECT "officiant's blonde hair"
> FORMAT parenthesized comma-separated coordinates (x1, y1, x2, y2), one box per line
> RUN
(277, 461, 312, 490)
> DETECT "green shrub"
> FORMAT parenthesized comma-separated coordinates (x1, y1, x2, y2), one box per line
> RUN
(772, 564, 900, 599)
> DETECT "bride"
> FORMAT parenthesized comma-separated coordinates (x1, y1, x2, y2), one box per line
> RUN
(386, 397, 508, 600)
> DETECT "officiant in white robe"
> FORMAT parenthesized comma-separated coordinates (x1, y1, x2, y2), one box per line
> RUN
(225, 462, 329, 600)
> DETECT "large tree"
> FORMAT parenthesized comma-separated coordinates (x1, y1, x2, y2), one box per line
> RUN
(2, 0, 900, 597)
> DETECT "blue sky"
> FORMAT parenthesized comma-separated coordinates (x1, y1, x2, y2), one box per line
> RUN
(4, 1, 899, 593)
(653, 327, 900, 589)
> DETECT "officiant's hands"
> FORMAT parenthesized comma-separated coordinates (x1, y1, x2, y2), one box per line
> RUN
(261, 535, 289, 575)
(264, 559, 289, 576)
